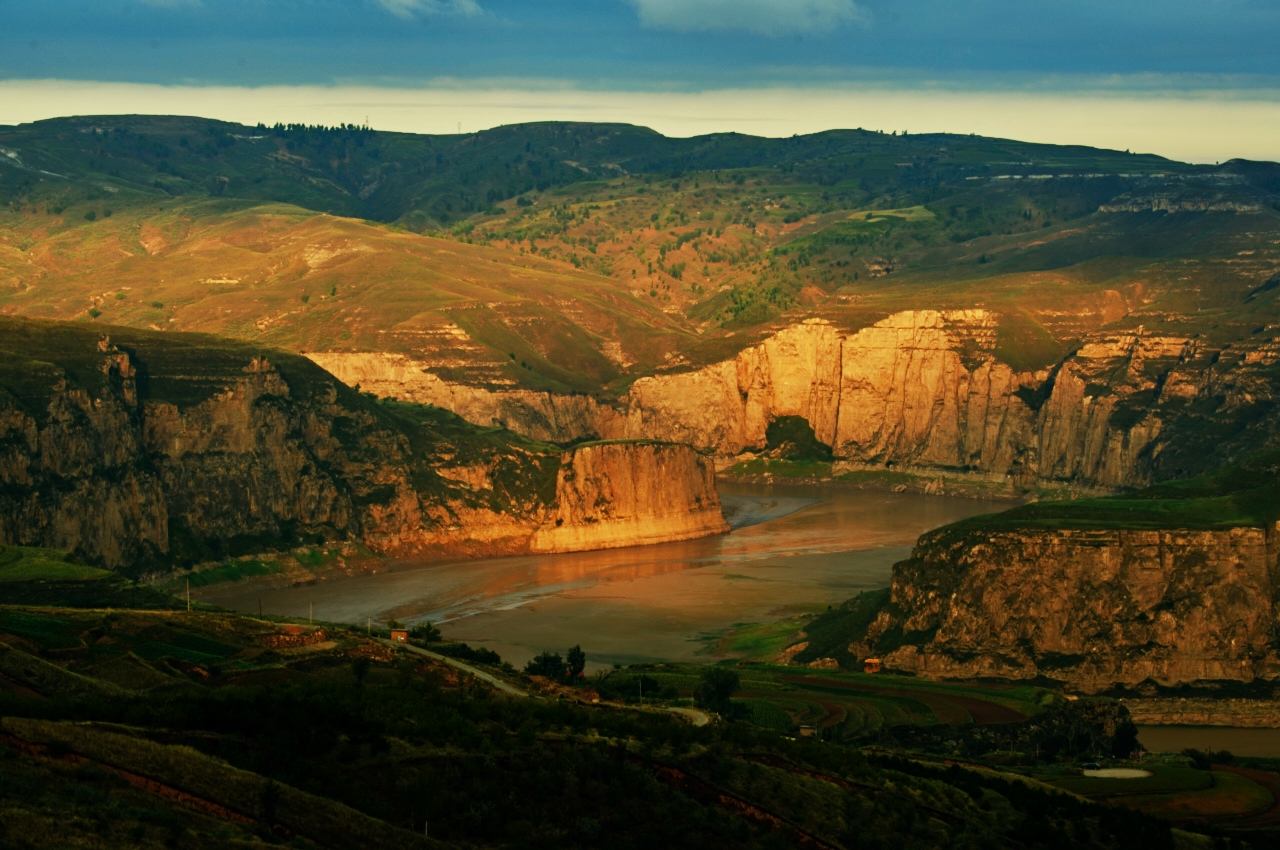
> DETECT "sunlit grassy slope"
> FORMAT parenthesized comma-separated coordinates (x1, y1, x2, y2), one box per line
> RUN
(0, 201, 693, 393)
(2, 115, 1279, 391)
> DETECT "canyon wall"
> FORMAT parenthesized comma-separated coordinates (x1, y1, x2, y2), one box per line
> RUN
(531, 441, 729, 553)
(318, 309, 1246, 491)
(864, 524, 1280, 691)
(308, 352, 625, 443)
(0, 320, 727, 570)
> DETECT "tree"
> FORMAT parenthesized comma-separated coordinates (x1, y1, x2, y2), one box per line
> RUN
(259, 779, 280, 826)
(351, 656, 371, 687)
(566, 645, 586, 680)
(408, 622, 441, 644)
(694, 666, 740, 714)
(525, 651, 566, 679)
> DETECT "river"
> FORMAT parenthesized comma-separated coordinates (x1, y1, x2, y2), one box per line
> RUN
(202, 482, 1005, 668)
(1136, 726, 1280, 758)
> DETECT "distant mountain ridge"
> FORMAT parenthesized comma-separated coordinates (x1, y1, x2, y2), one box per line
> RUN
(5, 114, 1270, 228)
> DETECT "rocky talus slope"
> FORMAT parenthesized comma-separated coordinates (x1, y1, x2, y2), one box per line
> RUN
(861, 523, 1280, 691)
(316, 307, 1280, 492)
(0, 318, 726, 571)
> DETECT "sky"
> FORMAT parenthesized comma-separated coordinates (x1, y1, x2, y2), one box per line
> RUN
(1, 0, 1278, 162)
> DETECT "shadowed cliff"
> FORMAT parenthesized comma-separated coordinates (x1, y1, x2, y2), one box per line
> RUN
(0, 317, 725, 573)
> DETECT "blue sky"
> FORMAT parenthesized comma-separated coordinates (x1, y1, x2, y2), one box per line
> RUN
(3, 0, 1278, 89)
(1, 1, 1279, 161)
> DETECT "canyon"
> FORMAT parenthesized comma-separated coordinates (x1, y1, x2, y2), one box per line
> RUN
(0, 318, 726, 571)
(313, 306, 1280, 494)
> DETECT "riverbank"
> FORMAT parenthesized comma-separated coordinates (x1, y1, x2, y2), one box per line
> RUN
(717, 457, 1084, 501)
(199, 483, 1006, 669)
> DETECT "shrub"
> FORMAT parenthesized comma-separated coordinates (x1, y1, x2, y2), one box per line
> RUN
(525, 651, 566, 679)
(694, 667, 740, 714)
(408, 622, 441, 644)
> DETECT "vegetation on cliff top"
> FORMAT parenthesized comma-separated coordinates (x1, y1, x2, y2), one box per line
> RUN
(934, 448, 1280, 537)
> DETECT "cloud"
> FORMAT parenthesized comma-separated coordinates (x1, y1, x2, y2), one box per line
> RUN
(374, 0, 482, 20)
(627, 0, 866, 35)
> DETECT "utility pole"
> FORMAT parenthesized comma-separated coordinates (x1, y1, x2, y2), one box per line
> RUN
(309, 601, 313, 626)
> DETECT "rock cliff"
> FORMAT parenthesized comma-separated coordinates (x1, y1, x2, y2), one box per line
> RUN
(326, 308, 1280, 493)
(531, 441, 728, 553)
(862, 524, 1280, 691)
(308, 352, 625, 443)
(0, 319, 727, 572)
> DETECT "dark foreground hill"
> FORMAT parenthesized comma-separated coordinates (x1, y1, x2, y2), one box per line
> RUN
(0, 581, 1175, 850)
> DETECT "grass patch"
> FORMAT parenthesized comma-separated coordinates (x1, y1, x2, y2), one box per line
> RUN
(739, 698, 794, 731)
(178, 559, 285, 590)
(729, 458, 833, 478)
(792, 588, 891, 666)
(0, 546, 110, 583)
(1117, 769, 1274, 819)
(714, 618, 808, 659)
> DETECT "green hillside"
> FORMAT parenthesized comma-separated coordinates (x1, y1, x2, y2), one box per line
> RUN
(3, 117, 1279, 397)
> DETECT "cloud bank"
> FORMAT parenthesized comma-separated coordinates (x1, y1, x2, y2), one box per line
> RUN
(374, 0, 482, 20)
(627, 0, 866, 35)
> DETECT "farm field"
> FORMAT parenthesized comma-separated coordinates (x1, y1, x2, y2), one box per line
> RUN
(607, 663, 1045, 740)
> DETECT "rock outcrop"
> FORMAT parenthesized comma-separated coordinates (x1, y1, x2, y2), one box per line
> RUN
(308, 352, 624, 443)
(0, 319, 728, 571)
(326, 308, 1280, 493)
(862, 524, 1280, 691)
(531, 441, 728, 553)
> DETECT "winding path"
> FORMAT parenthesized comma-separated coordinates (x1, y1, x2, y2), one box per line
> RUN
(381, 639, 712, 726)
(379, 640, 526, 696)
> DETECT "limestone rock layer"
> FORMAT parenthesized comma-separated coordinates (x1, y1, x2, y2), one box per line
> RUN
(868, 524, 1280, 691)
(532, 442, 728, 553)
(319, 308, 1259, 491)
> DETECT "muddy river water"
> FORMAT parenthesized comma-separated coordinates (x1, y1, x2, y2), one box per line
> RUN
(204, 483, 1005, 668)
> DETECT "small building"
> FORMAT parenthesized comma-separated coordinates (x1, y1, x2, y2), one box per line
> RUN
(390, 629, 409, 644)
(798, 725, 817, 738)
(863, 658, 882, 674)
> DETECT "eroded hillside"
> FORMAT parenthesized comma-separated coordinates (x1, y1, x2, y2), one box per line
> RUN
(0, 317, 725, 571)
